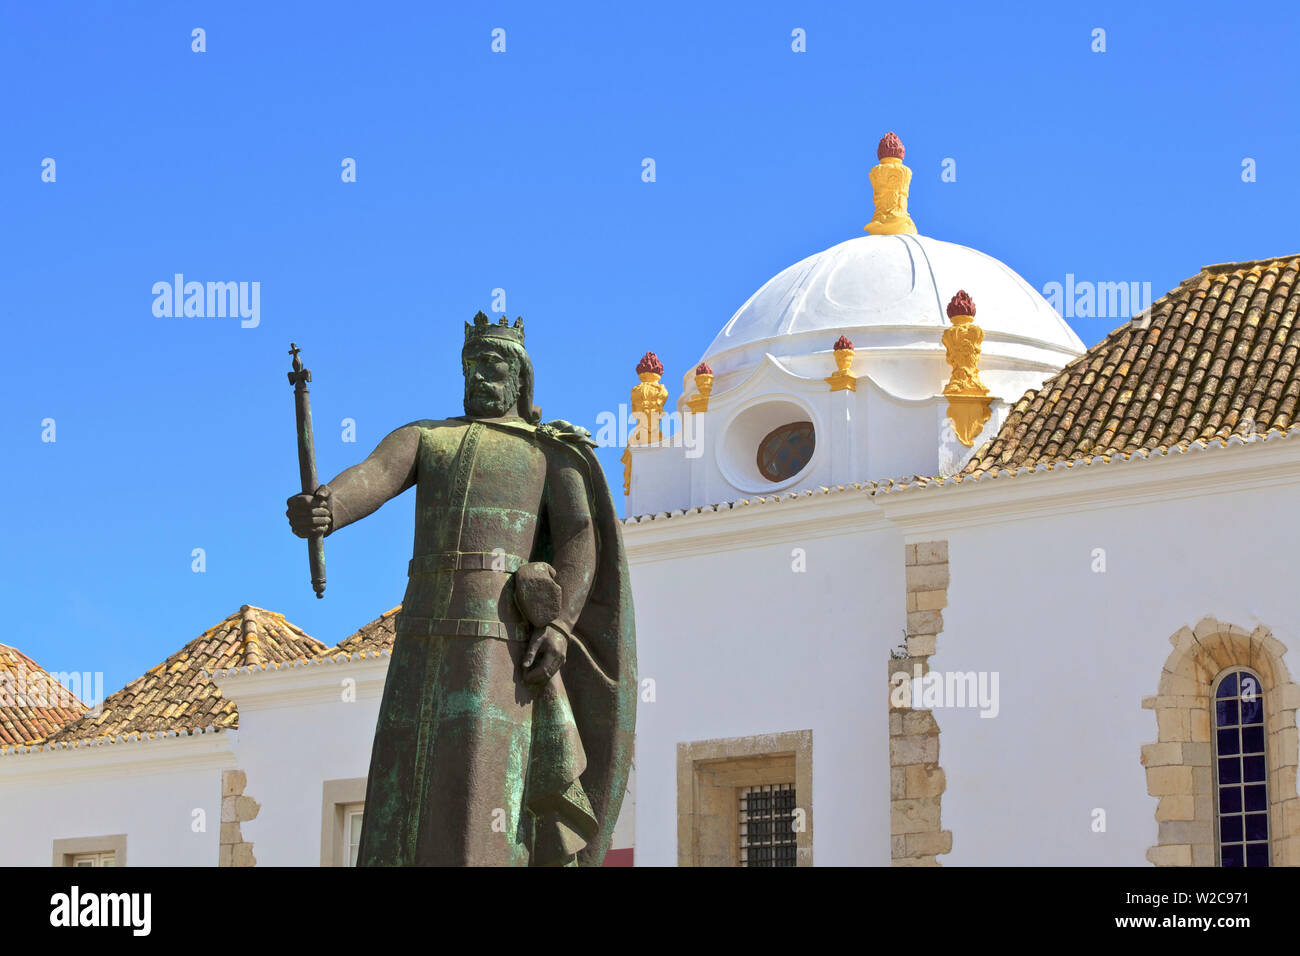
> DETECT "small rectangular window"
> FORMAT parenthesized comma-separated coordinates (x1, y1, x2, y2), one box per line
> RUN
(70, 852, 115, 867)
(738, 784, 797, 867)
(344, 804, 364, 867)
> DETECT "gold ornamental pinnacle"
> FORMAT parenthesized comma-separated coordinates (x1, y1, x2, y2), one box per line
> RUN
(865, 131, 917, 236)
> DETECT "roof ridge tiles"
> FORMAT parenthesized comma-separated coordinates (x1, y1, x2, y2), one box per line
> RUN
(0, 724, 227, 758)
(238, 605, 266, 669)
(1201, 253, 1300, 275)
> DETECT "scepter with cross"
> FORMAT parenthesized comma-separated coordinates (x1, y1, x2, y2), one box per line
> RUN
(288, 343, 327, 598)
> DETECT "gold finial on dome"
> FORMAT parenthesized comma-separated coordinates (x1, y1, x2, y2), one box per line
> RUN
(942, 291, 993, 445)
(620, 352, 670, 495)
(824, 336, 857, 392)
(686, 362, 713, 413)
(864, 132, 917, 236)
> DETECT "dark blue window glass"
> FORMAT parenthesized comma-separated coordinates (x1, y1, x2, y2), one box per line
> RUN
(1214, 669, 1269, 867)
(1217, 698, 1238, 727)
(1245, 814, 1269, 841)
(1241, 726, 1265, 754)
(1220, 815, 1243, 843)
(1220, 786, 1242, 813)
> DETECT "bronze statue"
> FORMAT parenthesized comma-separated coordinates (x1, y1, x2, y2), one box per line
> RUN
(286, 313, 636, 866)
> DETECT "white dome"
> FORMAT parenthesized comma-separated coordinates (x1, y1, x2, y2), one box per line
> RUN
(698, 233, 1085, 401)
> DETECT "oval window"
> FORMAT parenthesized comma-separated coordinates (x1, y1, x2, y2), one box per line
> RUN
(756, 421, 815, 482)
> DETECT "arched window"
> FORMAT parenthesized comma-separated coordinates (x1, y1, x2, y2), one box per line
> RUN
(756, 422, 815, 482)
(1213, 669, 1269, 867)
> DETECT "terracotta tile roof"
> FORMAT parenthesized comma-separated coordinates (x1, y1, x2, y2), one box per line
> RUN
(0, 644, 89, 746)
(326, 606, 400, 657)
(963, 254, 1300, 477)
(36, 606, 327, 746)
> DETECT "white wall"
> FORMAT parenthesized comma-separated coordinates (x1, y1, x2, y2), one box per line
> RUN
(0, 736, 233, 866)
(628, 501, 902, 865)
(227, 664, 385, 866)
(629, 436, 1300, 865)
(905, 452, 1300, 865)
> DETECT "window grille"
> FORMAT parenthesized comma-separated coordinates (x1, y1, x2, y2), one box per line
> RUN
(738, 783, 797, 867)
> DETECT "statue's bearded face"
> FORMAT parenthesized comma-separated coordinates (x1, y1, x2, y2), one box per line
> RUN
(462, 341, 522, 418)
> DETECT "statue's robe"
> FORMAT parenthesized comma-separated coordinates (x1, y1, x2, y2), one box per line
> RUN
(349, 416, 634, 866)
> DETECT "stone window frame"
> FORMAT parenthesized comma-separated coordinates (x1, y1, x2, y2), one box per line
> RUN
(676, 730, 812, 867)
(320, 777, 368, 867)
(53, 834, 127, 867)
(1142, 616, 1300, 867)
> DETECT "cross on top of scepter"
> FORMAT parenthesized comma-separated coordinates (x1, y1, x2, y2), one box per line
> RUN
(288, 342, 312, 386)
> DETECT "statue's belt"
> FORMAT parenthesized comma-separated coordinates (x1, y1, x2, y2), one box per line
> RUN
(407, 551, 526, 575)
(400, 550, 531, 641)
(396, 615, 530, 642)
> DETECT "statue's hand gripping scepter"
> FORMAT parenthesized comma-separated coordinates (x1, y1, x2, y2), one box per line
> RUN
(287, 343, 327, 598)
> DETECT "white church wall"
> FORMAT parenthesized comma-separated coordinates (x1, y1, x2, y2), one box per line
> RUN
(0, 734, 234, 866)
(702, 363, 835, 505)
(626, 499, 903, 866)
(861, 384, 940, 482)
(215, 659, 387, 866)
(639, 361, 1017, 519)
(891, 446, 1300, 865)
(712, 392, 830, 495)
(627, 443, 692, 517)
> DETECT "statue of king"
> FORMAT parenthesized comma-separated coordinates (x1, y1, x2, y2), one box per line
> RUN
(286, 313, 636, 866)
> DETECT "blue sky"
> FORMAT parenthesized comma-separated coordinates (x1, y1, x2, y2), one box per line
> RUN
(3, 1, 1298, 701)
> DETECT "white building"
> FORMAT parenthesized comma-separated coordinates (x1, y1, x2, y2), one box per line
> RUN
(622, 133, 1299, 867)
(3, 134, 1297, 867)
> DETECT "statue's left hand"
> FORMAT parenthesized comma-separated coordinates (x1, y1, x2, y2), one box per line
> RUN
(521, 625, 567, 685)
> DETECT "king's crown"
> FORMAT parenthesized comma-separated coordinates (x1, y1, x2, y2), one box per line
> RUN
(464, 311, 525, 347)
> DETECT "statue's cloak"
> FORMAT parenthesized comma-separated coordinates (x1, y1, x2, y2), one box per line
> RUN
(493, 418, 636, 866)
